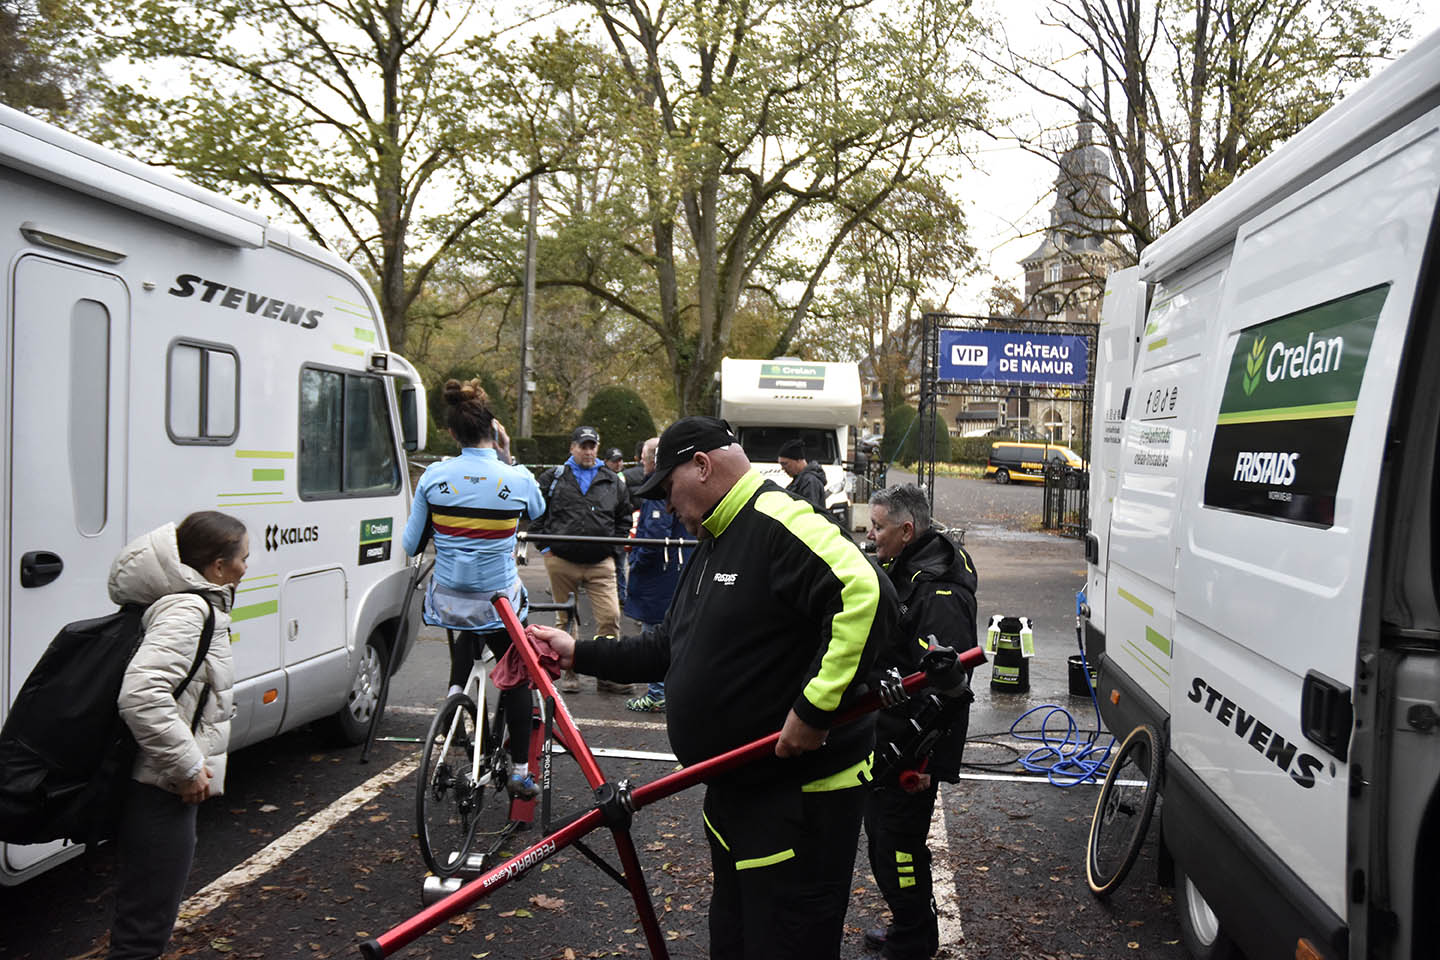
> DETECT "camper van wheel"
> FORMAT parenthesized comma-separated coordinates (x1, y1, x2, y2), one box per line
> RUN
(1176, 864, 1238, 959)
(1086, 723, 1162, 897)
(995, 469, 1011, 485)
(331, 635, 389, 745)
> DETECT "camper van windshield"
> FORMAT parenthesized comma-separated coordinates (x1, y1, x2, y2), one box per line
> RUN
(736, 427, 840, 464)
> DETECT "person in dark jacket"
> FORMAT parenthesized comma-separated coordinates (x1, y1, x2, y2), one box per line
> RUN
(862, 484, 978, 960)
(623, 436, 694, 712)
(532, 425, 634, 694)
(529, 416, 898, 959)
(621, 439, 648, 511)
(778, 438, 828, 510)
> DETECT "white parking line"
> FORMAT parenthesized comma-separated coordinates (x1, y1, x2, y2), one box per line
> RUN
(174, 754, 420, 930)
(930, 786, 965, 958)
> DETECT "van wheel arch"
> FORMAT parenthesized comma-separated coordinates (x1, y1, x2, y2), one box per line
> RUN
(1176, 863, 1240, 960)
(326, 627, 392, 745)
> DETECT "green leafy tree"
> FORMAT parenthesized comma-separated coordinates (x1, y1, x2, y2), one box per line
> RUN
(1, 0, 97, 119)
(882, 404, 951, 464)
(540, 0, 987, 415)
(90, 1, 592, 351)
(580, 386, 657, 462)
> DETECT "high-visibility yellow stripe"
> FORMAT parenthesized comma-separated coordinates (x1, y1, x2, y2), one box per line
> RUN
(897, 865, 914, 874)
(935, 589, 952, 595)
(899, 877, 916, 888)
(735, 848, 796, 871)
(755, 490, 880, 712)
(896, 851, 914, 863)
(703, 811, 729, 851)
(802, 753, 872, 792)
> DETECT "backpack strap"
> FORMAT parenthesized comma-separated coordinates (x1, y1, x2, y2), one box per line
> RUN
(547, 465, 566, 500)
(175, 598, 215, 729)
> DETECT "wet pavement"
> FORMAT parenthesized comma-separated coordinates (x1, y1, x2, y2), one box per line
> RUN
(1, 474, 1189, 960)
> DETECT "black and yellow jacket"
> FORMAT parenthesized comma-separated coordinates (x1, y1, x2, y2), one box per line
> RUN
(875, 526, 979, 783)
(575, 470, 898, 788)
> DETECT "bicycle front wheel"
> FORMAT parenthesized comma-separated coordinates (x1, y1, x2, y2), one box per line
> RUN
(1086, 723, 1162, 897)
(417, 692, 481, 877)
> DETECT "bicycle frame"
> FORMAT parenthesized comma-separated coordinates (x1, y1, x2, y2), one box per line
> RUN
(361, 595, 986, 960)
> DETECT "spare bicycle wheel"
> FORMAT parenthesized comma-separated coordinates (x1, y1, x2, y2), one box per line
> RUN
(417, 692, 480, 877)
(1086, 723, 1162, 896)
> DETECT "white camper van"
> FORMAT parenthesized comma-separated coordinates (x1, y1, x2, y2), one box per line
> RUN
(0, 106, 427, 884)
(1083, 31, 1440, 960)
(718, 357, 862, 526)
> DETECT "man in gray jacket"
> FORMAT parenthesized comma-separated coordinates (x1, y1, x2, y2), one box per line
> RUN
(778, 438, 828, 510)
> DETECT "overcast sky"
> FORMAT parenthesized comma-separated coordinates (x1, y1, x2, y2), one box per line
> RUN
(959, 0, 1440, 306)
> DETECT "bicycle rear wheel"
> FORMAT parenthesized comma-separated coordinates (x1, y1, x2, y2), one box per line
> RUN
(1086, 723, 1162, 896)
(417, 692, 481, 877)
(466, 690, 523, 868)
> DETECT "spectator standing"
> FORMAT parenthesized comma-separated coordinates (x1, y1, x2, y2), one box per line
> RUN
(862, 484, 978, 960)
(621, 439, 648, 510)
(604, 446, 630, 607)
(778, 438, 828, 510)
(108, 512, 244, 960)
(622, 436, 693, 713)
(531, 416, 898, 958)
(532, 425, 633, 694)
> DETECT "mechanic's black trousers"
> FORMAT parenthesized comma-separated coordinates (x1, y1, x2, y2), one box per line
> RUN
(703, 780, 867, 959)
(864, 782, 941, 960)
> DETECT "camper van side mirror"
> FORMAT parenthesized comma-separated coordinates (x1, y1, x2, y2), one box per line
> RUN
(400, 386, 420, 452)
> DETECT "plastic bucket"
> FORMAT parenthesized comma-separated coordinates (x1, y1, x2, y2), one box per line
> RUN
(1067, 654, 1097, 696)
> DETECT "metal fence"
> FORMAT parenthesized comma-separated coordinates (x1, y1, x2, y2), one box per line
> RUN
(1041, 464, 1089, 538)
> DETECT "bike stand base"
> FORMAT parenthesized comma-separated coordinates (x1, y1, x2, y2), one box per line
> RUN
(421, 851, 493, 905)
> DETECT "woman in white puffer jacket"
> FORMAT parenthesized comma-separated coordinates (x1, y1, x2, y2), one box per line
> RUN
(107, 511, 246, 960)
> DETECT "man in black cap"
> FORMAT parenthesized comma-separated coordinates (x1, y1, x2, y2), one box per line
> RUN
(529, 416, 899, 959)
(531, 425, 634, 694)
(778, 438, 828, 510)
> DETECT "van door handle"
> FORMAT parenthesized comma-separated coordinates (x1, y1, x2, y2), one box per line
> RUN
(287, 618, 299, 641)
(20, 550, 64, 587)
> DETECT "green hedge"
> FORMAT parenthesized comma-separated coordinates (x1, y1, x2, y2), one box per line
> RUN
(881, 405, 950, 464)
(950, 436, 991, 465)
(580, 386, 657, 460)
(510, 436, 540, 464)
(534, 433, 572, 464)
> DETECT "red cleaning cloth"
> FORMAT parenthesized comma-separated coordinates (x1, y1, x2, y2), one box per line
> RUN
(490, 632, 564, 690)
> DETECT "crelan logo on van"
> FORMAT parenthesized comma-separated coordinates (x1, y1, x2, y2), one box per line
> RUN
(1240, 330, 1344, 396)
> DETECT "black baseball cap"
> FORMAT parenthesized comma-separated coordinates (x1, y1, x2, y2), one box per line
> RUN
(603, 447, 623, 462)
(571, 425, 600, 445)
(633, 416, 738, 500)
(777, 439, 806, 460)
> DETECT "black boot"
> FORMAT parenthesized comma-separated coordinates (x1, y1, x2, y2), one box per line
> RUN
(864, 928, 888, 952)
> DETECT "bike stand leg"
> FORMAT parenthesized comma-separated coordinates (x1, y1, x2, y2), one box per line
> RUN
(611, 827, 671, 960)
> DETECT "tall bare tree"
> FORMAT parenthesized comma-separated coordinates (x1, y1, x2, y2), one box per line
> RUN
(991, 0, 1411, 256)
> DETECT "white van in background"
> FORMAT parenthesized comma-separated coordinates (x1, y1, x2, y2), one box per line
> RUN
(1084, 29, 1440, 960)
(719, 357, 862, 527)
(0, 105, 427, 884)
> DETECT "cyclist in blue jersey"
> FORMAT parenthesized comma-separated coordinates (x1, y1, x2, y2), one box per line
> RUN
(401, 379, 547, 798)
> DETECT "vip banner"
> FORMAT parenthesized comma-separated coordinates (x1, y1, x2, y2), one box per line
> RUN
(938, 330, 1089, 386)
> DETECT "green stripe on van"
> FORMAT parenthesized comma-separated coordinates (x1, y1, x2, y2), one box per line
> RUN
(236, 450, 294, 459)
(1145, 626, 1172, 657)
(1215, 400, 1356, 426)
(232, 599, 278, 622)
(1116, 587, 1153, 616)
(252, 468, 285, 481)
(354, 327, 376, 342)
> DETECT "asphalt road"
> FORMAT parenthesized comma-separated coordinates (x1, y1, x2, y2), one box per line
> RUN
(1, 475, 1188, 960)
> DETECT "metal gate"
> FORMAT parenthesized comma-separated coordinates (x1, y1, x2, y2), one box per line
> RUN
(916, 313, 1098, 539)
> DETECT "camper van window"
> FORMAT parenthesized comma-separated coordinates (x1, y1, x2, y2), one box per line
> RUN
(166, 339, 240, 444)
(735, 426, 840, 464)
(298, 366, 401, 500)
(71, 299, 110, 535)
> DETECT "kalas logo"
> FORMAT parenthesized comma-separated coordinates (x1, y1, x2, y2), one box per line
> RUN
(265, 524, 319, 551)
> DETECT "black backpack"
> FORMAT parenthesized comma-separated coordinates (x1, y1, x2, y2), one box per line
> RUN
(0, 598, 214, 845)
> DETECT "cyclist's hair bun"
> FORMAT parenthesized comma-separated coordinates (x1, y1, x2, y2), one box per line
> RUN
(443, 378, 490, 408)
(442, 378, 495, 445)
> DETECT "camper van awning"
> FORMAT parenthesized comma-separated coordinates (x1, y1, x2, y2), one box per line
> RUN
(0, 105, 268, 249)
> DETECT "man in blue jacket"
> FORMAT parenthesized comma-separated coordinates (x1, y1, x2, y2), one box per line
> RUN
(622, 436, 694, 713)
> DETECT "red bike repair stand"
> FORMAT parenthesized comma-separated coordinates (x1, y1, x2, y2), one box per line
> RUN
(363, 595, 985, 960)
